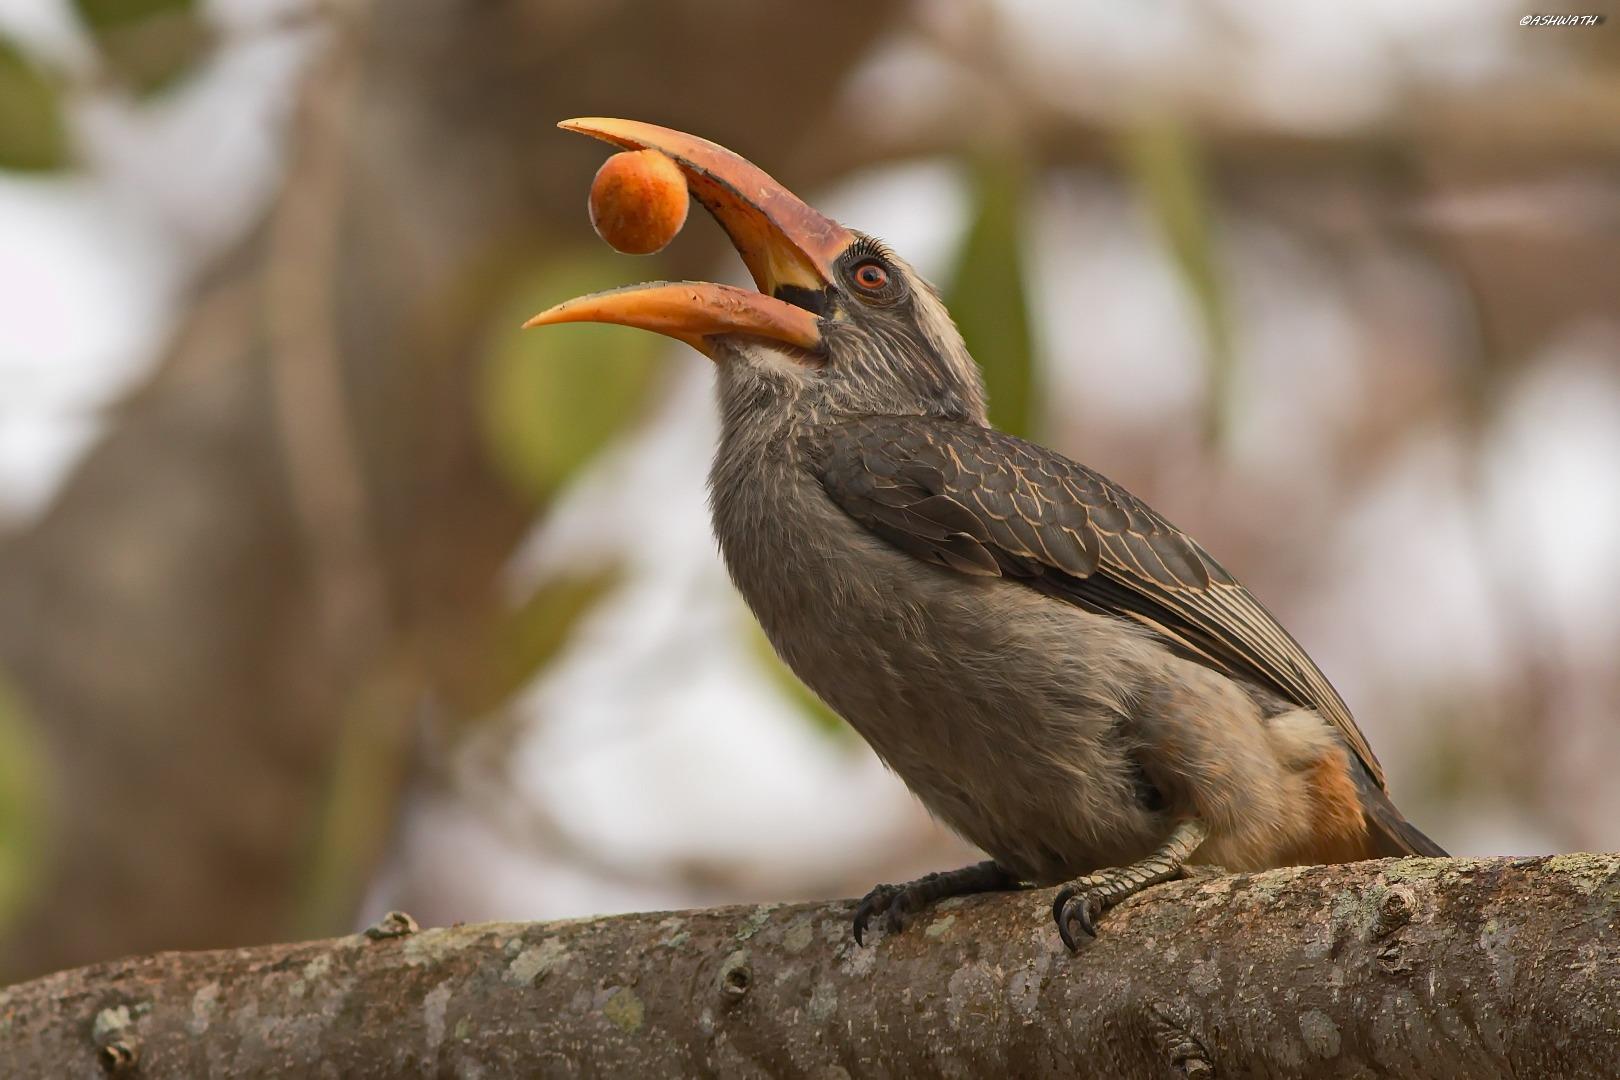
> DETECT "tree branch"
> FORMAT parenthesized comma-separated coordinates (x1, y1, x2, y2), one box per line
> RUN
(3, 855, 1615, 1077)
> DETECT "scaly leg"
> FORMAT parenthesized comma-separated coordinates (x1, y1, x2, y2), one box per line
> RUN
(1052, 819, 1208, 950)
(854, 860, 1022, 945)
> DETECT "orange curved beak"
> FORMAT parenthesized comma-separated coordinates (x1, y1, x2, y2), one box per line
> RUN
(524, 118, 855, 359)
(522, 281, 822, 354)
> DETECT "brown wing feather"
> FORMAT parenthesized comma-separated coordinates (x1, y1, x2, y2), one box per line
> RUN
(812, 415, 1386, 790)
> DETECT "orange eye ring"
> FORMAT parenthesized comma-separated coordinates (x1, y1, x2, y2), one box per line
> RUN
(852, 261, 889, 292)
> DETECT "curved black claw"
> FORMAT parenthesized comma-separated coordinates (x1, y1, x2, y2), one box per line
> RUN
(853, 862, 1021, 946)
(852, 883, 902, 947)
(1053, 884, 1104, 951)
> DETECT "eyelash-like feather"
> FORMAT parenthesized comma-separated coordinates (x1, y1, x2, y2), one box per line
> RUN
(846, 235, 898, 265)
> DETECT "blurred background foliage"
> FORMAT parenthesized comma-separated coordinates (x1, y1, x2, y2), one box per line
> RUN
(947, 151, 1038, 437)
(0, 672, 47, 931)
(477, 257, 663, 504)
(0, 32, 67, 169)
(1122, 115, 1233, 446)
(0, 0, 1616, 983)
(73, 0, 211, 97)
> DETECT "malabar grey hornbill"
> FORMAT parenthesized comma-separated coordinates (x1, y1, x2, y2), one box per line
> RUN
(527, 118, 1445, 949)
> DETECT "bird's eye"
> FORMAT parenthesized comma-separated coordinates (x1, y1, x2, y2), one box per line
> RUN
(852, 260, 889, 292)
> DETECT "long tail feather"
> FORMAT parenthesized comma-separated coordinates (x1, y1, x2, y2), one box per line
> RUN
(1354, 765, 1448, 857)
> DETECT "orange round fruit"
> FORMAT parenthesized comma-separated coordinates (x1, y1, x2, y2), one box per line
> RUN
(588, 149, 689, 255)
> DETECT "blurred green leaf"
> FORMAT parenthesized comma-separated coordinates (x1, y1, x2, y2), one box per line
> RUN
(0, 672, 49, 934)
(293, 570, 619, 934)
(462, 567, 622, 719)
(747, 623, 853, 744)
(1122, 114, 1235, 447)
(293, 667, 418, 939)
(479, 255, 663, 502)
(946, 152, 1039, 438)
(0, 36, 69, 172)
(73, 0, 212, 97)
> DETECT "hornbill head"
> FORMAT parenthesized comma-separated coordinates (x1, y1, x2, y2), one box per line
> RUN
(526, 118, 988, 425)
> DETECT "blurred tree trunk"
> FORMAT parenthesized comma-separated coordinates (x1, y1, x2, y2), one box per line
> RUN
(0, 0, 900, 982)
(3, 856, 1616, 1077)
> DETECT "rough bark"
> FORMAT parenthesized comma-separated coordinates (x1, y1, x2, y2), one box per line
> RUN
(3, 855, 1616, 1078)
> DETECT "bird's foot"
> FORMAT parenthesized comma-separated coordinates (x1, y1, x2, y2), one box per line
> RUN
(852, 883, 910, 945)
(1051, 871, 1134, 949)
(1051, 819, 1209, 951)
(852, 860, 1019, 946)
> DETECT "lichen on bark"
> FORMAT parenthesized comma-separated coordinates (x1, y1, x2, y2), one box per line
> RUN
(1, 855, 1616, 1078)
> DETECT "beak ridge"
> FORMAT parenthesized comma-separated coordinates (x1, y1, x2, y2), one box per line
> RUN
(558, 117, 853, 296)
